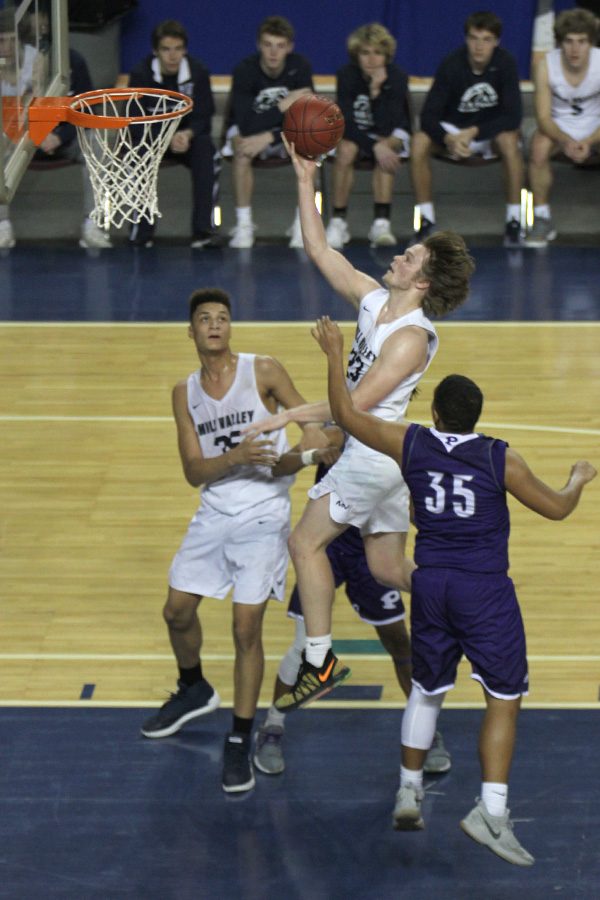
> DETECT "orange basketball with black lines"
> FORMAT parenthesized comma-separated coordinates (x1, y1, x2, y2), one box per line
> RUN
(283, 94, 345, 160)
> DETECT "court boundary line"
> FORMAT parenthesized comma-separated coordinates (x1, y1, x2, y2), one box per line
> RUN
(1, 415, 598, 436)
(0, 699, 596, 710)
(1, 653, 598, 662)
(1, 321, 599, 328)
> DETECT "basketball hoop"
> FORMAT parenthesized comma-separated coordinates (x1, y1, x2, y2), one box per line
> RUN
(28, 88, 193, 229)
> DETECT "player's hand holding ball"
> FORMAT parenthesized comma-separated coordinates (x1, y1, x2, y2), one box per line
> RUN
(283, 94, 344, 160)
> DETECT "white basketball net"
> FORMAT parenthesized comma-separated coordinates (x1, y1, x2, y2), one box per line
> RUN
(73, 90, 191, 230)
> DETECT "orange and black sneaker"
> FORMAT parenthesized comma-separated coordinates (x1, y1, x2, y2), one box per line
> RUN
(274, 649, 351, 712)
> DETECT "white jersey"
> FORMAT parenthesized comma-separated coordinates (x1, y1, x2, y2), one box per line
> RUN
(547, 47, 600, 140)
(187, 353, 292, 515)
(308, 288, 438, 534)
(344, 287, 438, 451)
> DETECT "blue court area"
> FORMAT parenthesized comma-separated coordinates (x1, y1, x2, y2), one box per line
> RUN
(1, 244, 599, 322)
(1, 707, 599, 899)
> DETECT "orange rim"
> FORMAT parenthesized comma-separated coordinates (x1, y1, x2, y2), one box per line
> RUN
(69, 87, 193, 123)
(28, 88, 193, 146)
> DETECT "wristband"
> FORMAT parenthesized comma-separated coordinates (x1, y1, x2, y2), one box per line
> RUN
(301, 449, 318, 466)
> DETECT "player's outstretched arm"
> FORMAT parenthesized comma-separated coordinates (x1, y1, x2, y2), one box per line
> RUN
(250, 356, 332, 442)
(313, 316, 407, 464)
(284, 136, 378, 308)
(272, 425, 344, 476)
(505, 449, 597, 520)
(244, 399, 332, 438)
(172, 382, 278, 486)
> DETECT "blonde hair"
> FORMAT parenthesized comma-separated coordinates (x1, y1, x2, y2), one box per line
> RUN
(347, 23, 396, 64)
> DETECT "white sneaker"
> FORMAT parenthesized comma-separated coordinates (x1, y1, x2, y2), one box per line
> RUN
(325, 217, 350, 249)
(0, 219, 16, 249)
(368, 217, 396, 247)
(229, 221, 255, 249)
(80, 218, 112, 249)
(392, 784, 425, 831)
(524, 217, 557, 249)
(287, 216, 303, 248)
(461, 799, 535, 867)
(423, 730, 451, 774)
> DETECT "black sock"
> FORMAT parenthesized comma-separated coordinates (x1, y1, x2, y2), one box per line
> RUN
(375, 202, 391, 220)
(178, 663, 203, 687)
(333, 207, 347, 218)
(232, 715, 253, 736)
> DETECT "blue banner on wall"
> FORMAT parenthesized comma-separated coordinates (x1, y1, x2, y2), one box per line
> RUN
(118, 0, 574, 80)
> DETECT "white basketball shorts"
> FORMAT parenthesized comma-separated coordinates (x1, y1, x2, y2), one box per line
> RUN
(168, 495, 290, 605)
(308, 442, 409, 534)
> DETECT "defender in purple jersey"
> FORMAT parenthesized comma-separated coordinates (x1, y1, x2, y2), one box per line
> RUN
(253, 427, 451, 776)
(315, 316, 596, 867)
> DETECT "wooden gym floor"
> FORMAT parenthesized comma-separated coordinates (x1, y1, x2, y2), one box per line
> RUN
(1, 242, 599, 897)
(1, 317, 598, 709)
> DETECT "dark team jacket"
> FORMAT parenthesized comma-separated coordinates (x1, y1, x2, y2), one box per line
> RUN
(336, 61, 411, 153)
(228, 52, 314, 137)
(401, 424, 510, 574)
(129, 54, 214, 137)
(39, 48, 92, 152)
(420, 45, 522, 146)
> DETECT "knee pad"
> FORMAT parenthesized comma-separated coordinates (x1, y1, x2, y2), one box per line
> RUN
(401, 685, 445, 750)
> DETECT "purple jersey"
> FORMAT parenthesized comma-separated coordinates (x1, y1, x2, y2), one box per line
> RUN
(401, 424, 510, 573)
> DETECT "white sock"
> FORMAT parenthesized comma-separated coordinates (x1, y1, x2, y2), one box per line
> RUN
(400, 765, 423, 790)
(305, 634, 331, 668)
(534, 204, 550, 220)
(506, 204, 520, 222)
(265, 705, 286, 729)
(481, 782, 508, 816)
(236, 206, 252, 225)
(418, 202, 435, 223)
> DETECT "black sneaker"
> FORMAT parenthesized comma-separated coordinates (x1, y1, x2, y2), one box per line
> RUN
(409, 216, 437, 246)
(274, 649, 351, 712)
(129, 221, 155, 248)
(141, 679, 220, 738)
(503, 218, 523, 248)
(222, 732, 255, 793)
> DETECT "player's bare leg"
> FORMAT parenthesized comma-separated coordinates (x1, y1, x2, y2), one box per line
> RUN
(478, 692, 520, 783)
(231, 599, 269, 718)
(331, 139, 358, 207)
(364, 531, 413, 593)
(493, 130, 524, 205)
(231, 151, 254, 208)
(276, 498, 351, 711)
(527, 130, 555, 205)
(372, 166, 395, 203)
(461, 692, 533, 866)
(409, 131, 434, 203)
(288, 495, 347, 637)
(141, 588, 220, 739)
(375, 620, 412, 696)
(163, 586, 203, 666)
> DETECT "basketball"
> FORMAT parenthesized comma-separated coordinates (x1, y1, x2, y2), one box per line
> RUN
(283, 94, 345, 160)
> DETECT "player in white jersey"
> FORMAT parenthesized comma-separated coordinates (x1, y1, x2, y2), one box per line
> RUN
(141, 287, 326, 794)
(247, 138, 475, 710)
(526, 8, 600, 247)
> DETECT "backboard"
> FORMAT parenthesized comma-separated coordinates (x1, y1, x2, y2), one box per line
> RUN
(0, 0, 70, 204)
